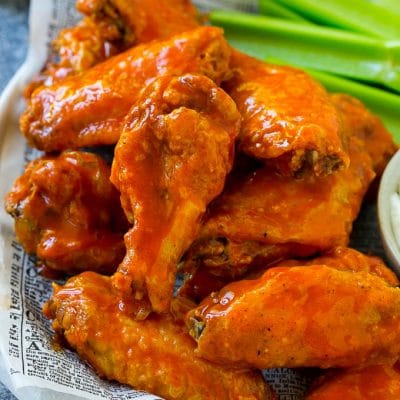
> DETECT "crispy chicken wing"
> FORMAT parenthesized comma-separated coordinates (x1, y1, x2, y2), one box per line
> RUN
(187, 265, 400, 369)
(4, 151, 128, 276)
(224, 50, 349, 176)
(110, 73, 240, 314)
(20, 26, 230, 151)
(306, 363, 400, 400)
(43, 272, 274, 400)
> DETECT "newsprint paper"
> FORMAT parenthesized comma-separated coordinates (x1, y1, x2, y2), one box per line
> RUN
(0, 1, 391, 399)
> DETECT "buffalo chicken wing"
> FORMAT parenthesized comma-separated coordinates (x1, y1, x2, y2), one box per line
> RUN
(224, 50, 349, 177)
(187, 265, 400, 369)
(183, 131, 375, 282)
(20, 27, 230, 151)
(331, 93, 397, 177)
(5, 151, 128, 275)
(182, 92, 396, 285)
(111, 74, 241, 314)
(28, 0, 199, 91)
(43, 272, 274, 400)
(77, 0, 199, 45)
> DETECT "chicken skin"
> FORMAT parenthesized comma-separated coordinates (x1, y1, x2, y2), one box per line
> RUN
(224, 50, 349, 177)
(4, 151, 128, 276)
(43, 272, 274, 400)
(20, 26, 230, 151)
(306, 363, 400, 400)
(111, 74, 240, 314)
(187, 265, 400, 369)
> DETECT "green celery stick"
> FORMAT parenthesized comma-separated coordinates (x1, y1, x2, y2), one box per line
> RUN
(258, 0, 310, 23)
(365, 0, 400, 16)
(210, 10, 400, 92)
(273, 0, 400, 39)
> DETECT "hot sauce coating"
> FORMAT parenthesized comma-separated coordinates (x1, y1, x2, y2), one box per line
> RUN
(183, 128, 375, 280)
(25, 17, 123, 94)
(43, 272, 274, 400)
(25, 4, 128, 93)
(224, 50, 349, 176)
(4, 151, 128, 275)
(27, 0, 199, 92)
(77, 0, 199, 45)
(49, 17, 125, 77)
(275, 247, 399, 287)
(110, 74, 241, 314)
(187, 265, 400, 369)
(182, 92, 395, 284)
(330, 93, 398, 177)
(20, 26, 231, 151)
(180, 246, 399, 304)
(306, 363, 400, 400)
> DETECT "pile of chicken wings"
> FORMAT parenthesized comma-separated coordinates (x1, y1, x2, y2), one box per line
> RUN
(5, 1, 400, 399)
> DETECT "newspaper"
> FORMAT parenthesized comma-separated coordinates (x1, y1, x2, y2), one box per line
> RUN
(0, 0, 389, 399)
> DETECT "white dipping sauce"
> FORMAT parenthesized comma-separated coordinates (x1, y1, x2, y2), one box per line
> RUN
(391, 184, 400, 249)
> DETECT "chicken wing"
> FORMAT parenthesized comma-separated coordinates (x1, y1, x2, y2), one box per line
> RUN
(306, 363, 400, 400)
(111, 73, 240, 314)
(4, 151, 128, 276)
(77, 0, 199, 44)
(183, 129, 375, 281)
(331, 93, 398, 177)
(20, 26, 230, 151)
(27, 0, 199, 92)
(43, 272, 274, 400)
(187, 265, 400, 369)
(182, 90, 396, 285)
(25, 17, 123, 95)
(47, 17, 125, 78)
(224, 50, 349, 177)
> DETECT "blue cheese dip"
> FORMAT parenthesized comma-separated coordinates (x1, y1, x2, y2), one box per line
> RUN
(392, 186, 400, 250)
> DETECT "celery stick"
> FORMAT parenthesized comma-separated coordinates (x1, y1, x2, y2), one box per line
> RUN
(365, 0, 400, 16)
(258, 0, 310, 23)
(273, 0, 400, 39)
(210, 10, 400, 92)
